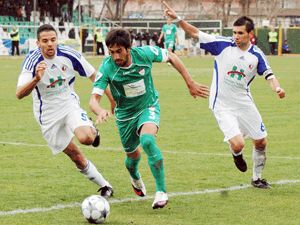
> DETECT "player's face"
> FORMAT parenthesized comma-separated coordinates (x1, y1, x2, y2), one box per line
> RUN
(37, 31, 57, 59)
(233, 25, 250, 50)
(108, 44, 131, 67)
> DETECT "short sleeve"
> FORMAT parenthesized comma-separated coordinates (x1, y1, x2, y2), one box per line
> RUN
(142, 46, 168, 63)
(199, 31, 233, 56)
(92, 62, 109, 96)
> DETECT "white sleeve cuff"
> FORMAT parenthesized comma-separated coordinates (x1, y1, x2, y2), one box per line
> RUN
(160, 49, 168, 62)
(91, 87, 104, 96)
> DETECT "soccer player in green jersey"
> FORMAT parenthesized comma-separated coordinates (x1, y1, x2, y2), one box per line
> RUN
(158, 17, 178, 52)
(89, 28, 209, 209)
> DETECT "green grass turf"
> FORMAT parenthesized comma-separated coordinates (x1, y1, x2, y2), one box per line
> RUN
(0, 55, 299, 225)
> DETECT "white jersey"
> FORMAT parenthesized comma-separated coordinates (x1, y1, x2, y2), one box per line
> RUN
(17, 45, 95, 126)
(198, 31, 273, 111)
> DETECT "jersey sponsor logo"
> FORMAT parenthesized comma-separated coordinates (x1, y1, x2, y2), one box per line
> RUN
(123, 69, 136, 75)
(47, 76, 66, 88)
(227, 66, 245, 80)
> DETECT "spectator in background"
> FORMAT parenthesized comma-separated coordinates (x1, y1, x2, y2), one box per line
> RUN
(58, 18, 65, 34)
(129, 29, 136, 46)
(143, 31, 151, 45)
(25, 0, 31, 21)
(151, 32, 159, 46)
(268, 27, 278, 55)
(68, 28, 75, 39)
(211, 28, 220, 36)
(282, 39, 291, 54)
(10, 27, 20, 56)
(94, 28, 105, 55)
(81, 28, 89, 53)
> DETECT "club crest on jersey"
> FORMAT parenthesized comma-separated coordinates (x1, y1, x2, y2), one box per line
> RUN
(62, 65, 67, 72)
(139, 68, 145, 75)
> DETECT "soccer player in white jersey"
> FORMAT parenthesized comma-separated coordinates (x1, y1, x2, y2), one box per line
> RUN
(163, 1, 286, 188)
(16, 24, 114, 197)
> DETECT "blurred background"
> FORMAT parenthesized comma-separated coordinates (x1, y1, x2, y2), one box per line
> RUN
(0, 0, 299, 56)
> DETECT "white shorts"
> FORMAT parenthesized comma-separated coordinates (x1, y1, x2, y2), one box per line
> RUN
(213, 105, 267, 142)
(42, 107, 93, 154)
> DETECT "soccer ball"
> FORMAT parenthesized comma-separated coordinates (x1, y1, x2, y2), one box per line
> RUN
(81, 195, 110, 224)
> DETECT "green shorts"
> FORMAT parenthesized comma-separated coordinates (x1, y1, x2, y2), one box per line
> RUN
(165, 41, 175, 51)
(116, 104, 160, 153)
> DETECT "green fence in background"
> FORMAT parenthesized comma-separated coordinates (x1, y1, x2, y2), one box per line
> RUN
(222, 27, 300, 55)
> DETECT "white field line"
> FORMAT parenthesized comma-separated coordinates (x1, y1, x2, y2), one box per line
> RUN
(1, 141, 300, 160)
(0, 179, 299, 216)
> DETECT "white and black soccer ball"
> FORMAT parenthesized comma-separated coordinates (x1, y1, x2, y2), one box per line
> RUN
(81, 195, 110, 224)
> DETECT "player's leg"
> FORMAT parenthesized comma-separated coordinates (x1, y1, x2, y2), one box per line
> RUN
(67, 108, 100, 147)
(228, 135, 247, 172)
(139, 123, 168, 209)
(138, 105, 168, 209)
(251, 138, 270, 188)
(64, 108, 112, 195)
(238, 106, 270, 188)
(116, 117, 146, 197)
(63, 140, 113, 197)
(126, 148, 146, 197)
(213, 110, 247, 172)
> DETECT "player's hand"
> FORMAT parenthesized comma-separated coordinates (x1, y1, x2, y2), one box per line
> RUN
(188, 81, 210, 98)
(96, 109, 111, 124)
(162, 1, 178, 19)
(35, 61, 47, 81)
(276, 87, 285, 99)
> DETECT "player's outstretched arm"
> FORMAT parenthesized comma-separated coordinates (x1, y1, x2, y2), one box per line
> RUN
(267, 77, 285, 99)
(104, 87, 116, 115)
(16, 61, 47, 99)
(167, 51, 209, 99)
(162, 1, 199, 39)
(89, 94, 111, 124)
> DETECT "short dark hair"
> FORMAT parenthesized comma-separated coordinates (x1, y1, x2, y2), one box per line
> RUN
(37, 24, 57, 40)
(105, 28, 131, 49)
(233, 16, 254, 33)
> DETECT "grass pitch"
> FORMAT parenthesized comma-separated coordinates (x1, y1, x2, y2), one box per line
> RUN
(0, 55, 299, 225)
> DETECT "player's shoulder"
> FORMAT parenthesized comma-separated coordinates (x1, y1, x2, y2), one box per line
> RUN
(248, 45, 266, 57)
(100, 56, 117, 72)
(57, 45, 82, 59)
(132, 46, 158, 58)
(22, 48, 43, 70)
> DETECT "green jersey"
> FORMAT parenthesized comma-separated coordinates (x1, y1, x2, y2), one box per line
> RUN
(93, 46, 168, 121)
(162, 23, 177, 43)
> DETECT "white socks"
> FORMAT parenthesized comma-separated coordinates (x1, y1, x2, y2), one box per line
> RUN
(80, 160, 109, 187)
(252, 148, 266, 180)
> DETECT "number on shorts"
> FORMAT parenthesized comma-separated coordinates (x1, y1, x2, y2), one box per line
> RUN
(81, 112, 88, 121)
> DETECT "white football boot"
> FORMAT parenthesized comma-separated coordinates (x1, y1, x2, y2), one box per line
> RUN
(130, 177, 146, 197)
(152, 191, 168, 209)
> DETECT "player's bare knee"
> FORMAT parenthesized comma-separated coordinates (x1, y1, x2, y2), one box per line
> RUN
(254, 138, 267, 150)
(77, 132, 94, 145)
(230, 141, 245, 153)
